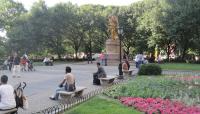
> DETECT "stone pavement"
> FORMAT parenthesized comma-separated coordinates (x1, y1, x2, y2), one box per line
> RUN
(0, 63, 122, 114)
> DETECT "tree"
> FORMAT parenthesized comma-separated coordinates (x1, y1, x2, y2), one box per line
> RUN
(7, 14, 33, 53)
(163, 0, 200, 60)
(79, 5, 108, 58)
(6, 0, 47, 54)
(138, 0, 173, 60)
(118, 3, 146, 55)
(43, 3, 76, 59)
(0, 36, 6, 57)
(0, 0, 25, 31)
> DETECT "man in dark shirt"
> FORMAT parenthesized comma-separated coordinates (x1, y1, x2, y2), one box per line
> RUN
(12, 53, 21, 78)
(93, 62, 106, 85)
(7, 56, 13, 71)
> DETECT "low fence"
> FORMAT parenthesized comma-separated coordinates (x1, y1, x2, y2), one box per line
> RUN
(162, 70, 200, 76)
(32, 79, 127, 114)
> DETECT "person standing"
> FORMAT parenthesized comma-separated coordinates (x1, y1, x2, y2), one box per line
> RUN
(99, 53, 104, 66)
(0, 75, 16, 110)
(7, 56, 14, 71)
(12, 53, 21, 78)
(20, 56, 27, 72)
(104, 54, 108, 66)
(87, 53, 92, 64)
(135, 53, 144, 69)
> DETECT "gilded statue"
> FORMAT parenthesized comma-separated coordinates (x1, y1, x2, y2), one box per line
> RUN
(108, 16, 118, 40)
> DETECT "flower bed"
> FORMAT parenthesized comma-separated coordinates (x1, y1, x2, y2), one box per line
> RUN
(173, 76, 200, 86)
(120, 97, 200, 114)
(104, 76, 200, 105)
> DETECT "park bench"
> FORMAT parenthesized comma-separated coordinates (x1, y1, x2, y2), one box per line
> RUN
(123, 69, 135, 77)
(99, 76, 116, 86)
(58, 86, 87, 99)
(0, 108, 18, 114)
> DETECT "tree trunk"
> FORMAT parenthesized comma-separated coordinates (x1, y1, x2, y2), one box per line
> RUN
(75, 50, 78, 60)
(167, 44, 170, 62)
(57, 54, 61, 60)
(124, 46, 130, 56)
(180, 35, 188, 61)
(89, 40, 92, 61)
(181, 48, 187, 61)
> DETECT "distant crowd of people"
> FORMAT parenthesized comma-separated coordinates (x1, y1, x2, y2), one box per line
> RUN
(2, 53, 34, 78)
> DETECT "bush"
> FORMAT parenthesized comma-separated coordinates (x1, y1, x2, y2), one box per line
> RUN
(138, 64, 162, 75)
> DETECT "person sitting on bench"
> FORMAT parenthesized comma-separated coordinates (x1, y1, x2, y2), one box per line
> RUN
(50, 66, 76, 100)
(122, 60, 129, 70)
(93, 62, 106, 85)
(0, 75, 16, 110)
(43, 57, 53, 66)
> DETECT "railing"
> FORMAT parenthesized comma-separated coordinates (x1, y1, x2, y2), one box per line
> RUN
(162, 70, 200, 76)
(32, 79, 127, 114)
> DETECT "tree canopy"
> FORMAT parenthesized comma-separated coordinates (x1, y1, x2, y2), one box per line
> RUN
(0, 0, 199, 61)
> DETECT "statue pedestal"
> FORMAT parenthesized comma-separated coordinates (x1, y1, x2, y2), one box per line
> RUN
(105, 39, 121, 65)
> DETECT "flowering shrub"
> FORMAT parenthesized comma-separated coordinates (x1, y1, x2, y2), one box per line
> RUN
(120, 97, 200, 114)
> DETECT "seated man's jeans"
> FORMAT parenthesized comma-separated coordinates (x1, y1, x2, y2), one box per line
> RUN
(93, 73, 100, 85)
(53, 87, 65, 100)
(53, 84, 76, 100)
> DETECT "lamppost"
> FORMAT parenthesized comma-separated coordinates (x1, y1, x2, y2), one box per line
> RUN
(118, 27, 124, 76)
(118, 27, 123, 63)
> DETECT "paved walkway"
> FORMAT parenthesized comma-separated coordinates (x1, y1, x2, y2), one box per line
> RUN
(0, 63, 121, 114)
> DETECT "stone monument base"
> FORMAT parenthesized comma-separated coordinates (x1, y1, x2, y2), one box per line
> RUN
(105, 39, 122, 65)
(106, 54, 120, 65)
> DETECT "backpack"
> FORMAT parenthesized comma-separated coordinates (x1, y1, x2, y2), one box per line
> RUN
(14, 82, 27, 109)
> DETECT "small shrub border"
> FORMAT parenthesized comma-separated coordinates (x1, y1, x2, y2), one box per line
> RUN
(138, 64, 162, 75)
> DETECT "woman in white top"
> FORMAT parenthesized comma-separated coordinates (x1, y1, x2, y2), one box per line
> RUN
(0, 75, 16, 110)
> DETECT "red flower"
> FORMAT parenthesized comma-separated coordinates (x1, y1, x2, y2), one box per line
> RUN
(120, 97, 200, 114)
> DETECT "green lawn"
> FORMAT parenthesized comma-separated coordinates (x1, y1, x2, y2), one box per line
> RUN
(160, 63, 200, 71)
(65, 96, 141, 114)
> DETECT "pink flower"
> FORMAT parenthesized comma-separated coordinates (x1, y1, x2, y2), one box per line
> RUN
(120, 97, 200, 114)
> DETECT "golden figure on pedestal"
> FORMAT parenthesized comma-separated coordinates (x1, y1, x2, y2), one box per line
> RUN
(108, 16, 118, 40)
